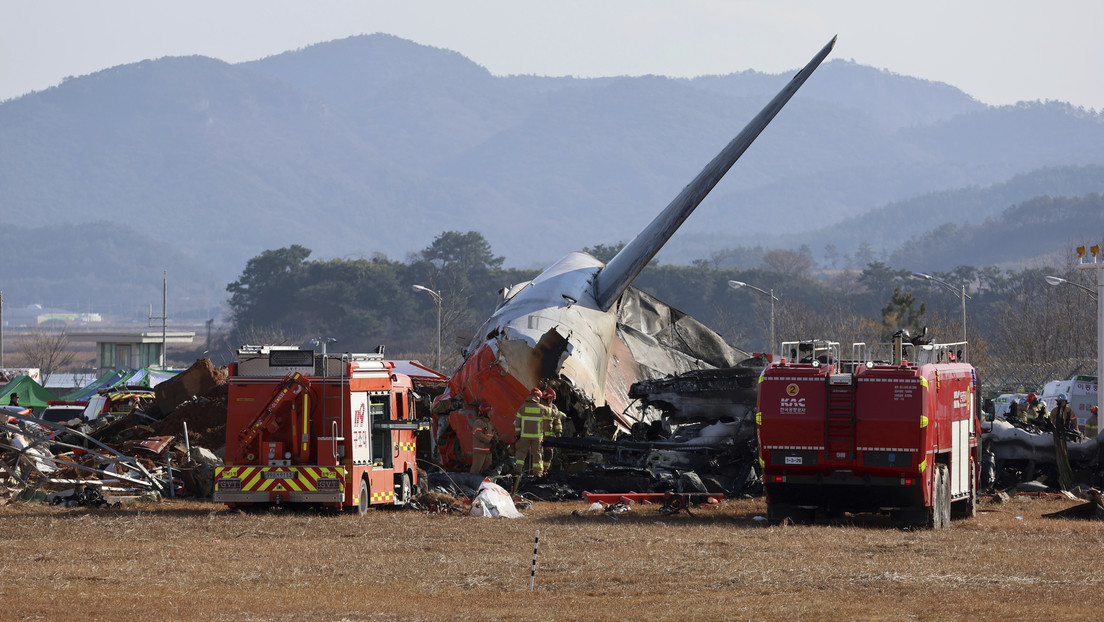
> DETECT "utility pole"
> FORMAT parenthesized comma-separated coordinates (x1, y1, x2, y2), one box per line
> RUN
(148, 271, 168, 369)
(0, 290, 4, 369)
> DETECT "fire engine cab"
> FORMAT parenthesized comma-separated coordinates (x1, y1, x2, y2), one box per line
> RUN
(214, 346, 425, 513)
(757, 332, 981, 528)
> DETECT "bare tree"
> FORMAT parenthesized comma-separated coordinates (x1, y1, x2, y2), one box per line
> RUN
(761, 249, 812, 277)
(20, 327, 75, 386)
(777, 299, 880, 353)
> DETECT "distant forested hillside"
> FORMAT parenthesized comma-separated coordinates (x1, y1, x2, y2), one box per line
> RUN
(888, 193, 1104, 270)
(2, 33, 1103, 317)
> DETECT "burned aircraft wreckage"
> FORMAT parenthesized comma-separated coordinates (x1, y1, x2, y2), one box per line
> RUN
(983, 414, 1104, 494)
(429, 38, 838, 498)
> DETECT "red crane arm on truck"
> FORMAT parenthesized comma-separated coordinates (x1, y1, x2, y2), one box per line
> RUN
(237, 372, 307, 450)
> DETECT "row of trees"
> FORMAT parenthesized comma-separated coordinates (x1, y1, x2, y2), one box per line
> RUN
(222, 233, 531, 370)
(222, 231, 1100, 376)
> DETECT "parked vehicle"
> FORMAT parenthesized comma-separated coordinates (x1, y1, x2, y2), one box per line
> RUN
(757, 332, 981, 528)
(214, 346, 425, 513)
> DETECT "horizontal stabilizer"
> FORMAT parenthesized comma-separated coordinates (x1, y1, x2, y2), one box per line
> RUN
(594, 36, 836, 311)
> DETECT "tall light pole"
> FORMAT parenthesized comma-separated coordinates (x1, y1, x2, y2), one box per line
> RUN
(412, 284, 442, 370)
(1069, 245, 1103, 434)
(911, 272, 970, 344)
(310, 337, 337, 357)
(728, 280, 778, 356)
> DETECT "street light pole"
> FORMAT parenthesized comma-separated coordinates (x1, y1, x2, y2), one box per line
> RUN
(412, 284, 442, 370)
(1044, 275, 1099, 300)
(911, 272, 970, 344)
(728, 280, 779, 356)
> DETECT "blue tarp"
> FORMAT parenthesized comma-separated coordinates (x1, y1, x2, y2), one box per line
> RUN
(61, 370, 127, 401)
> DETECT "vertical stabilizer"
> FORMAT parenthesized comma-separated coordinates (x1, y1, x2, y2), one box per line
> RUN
(594, 36, 836, 311)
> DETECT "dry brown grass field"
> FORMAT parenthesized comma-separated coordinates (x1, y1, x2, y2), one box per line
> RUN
(2, 495, 1102, 621)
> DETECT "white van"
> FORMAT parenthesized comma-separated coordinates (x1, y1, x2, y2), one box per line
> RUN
(1041, 375, 1098, 428)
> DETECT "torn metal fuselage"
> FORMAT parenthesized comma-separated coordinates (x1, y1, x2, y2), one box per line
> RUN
(432, 254, 752, 470)
(984, 418, 1104, 490)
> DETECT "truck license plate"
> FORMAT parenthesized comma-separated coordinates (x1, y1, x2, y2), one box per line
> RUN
(264, 471, 296, 479)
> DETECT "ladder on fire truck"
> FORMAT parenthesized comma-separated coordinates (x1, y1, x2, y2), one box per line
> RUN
(825, 373, 855, 461)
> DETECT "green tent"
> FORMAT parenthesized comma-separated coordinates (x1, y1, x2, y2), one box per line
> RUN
(0, 375, 61, 413)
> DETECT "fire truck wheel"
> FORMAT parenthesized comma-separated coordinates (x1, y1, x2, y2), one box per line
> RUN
(395, 472, 412, 507)
(358, 478, 370, 515)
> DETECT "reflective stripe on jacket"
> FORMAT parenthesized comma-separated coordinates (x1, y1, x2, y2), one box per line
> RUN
(516, 403, 546, 439)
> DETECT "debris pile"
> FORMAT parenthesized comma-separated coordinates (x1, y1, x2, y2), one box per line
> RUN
(0, 358, 229, 507)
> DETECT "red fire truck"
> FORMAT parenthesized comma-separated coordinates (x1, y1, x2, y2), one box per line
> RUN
(757, 333, 981, 528)
(214, 346, 425, 513)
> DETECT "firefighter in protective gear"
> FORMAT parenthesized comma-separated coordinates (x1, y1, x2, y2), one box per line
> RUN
(541, 388, 564, 437)
(1026, 392, 1050, 429)
(471, 403, 495, 474)
(1051, 394, 1076, 491)
(513, 388, 550, 476)
(1051, 394, 1078, 434)
(541, 388, 564, 472)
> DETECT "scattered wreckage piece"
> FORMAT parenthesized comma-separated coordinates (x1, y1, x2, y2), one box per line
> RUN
(412, 490, 466, 514)
(582, 491, 723, 505)
(542, 433, 760, 498)
(1, 410, 165, 494)
(582, 490, 721, 516)
(469, 480, 523, 518)
(48, 484, 119, 508)
(1042, 490, 1104, 520)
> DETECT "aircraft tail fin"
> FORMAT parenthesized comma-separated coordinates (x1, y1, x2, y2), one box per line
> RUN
(594, 36, 836, 311)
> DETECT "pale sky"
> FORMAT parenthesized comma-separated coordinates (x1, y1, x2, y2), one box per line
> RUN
(3, 1, 1102, 109)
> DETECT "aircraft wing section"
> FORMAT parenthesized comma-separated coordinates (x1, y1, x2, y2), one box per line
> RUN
(594, 36, 836, 312)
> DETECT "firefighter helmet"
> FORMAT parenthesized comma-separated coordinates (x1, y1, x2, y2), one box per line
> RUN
(1058, 393, 1068, 403)
(1027, 392, 1037, 403)
(543, 388, 557, 401)
(530, 388, 544, 399)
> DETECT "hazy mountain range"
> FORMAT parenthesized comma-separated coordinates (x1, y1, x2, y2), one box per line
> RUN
(2, 33, 1103, 316)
